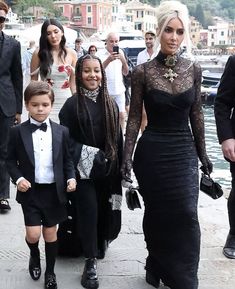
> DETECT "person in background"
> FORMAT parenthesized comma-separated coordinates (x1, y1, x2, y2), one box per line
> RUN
(75, 37, 87, 59)
(88, 44, 97, 56)
(6, 81, 76, 289)
(0, 1, 23, 212)
(121, 1, 212, 288)
(22, 40, 36, 87)
(214, 55, 235, 259)
(137, 30, 157, 133)
(59, 54, 123, 289)
(31, 18, 77, 122)
(137, 30, 157, 65)
(96, 32, 129, 131)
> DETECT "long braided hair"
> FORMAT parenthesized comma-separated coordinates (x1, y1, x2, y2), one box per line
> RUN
(38, 19, 67, 79)
(75, 54, 120, 171)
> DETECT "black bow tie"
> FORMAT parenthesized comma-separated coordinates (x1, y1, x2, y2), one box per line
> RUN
(31, 122, 47, 132)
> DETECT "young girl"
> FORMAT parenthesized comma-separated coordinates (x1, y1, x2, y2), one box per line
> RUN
(59, 54, 123, 289)
(6, 81, 76, 289)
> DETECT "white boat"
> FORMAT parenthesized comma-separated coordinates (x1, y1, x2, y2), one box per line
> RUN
(3, 22, 26, 43)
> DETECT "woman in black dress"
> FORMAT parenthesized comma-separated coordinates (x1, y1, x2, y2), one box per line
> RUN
(59, 54, 122, 289)
(121, 1, 212, 289)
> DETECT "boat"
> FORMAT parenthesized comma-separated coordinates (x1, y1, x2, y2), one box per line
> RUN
(202, 70, 221, 87)
(119, 39, 145, 65)
(3, 22, 25, 36)
(201, 82, 219, 105)
(201, 70, 221, 105)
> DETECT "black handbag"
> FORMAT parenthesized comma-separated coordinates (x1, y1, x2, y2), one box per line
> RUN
(200, 173, 223, 199)
(125, 186, 142, 210)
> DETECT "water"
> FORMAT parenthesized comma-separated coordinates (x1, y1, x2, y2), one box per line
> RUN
(203, 105, 231, 189)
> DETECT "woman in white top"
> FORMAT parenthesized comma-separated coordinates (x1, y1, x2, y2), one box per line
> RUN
(31, 19, 77, 122)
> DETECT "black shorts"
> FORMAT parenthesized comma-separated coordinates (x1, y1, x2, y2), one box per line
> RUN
(21, 183, 67, 227)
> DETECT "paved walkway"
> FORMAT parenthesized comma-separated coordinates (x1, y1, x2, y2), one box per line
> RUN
(0, 183, 235, 289)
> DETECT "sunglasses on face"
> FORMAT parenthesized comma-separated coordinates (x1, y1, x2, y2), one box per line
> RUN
(0, 16, 6, 23)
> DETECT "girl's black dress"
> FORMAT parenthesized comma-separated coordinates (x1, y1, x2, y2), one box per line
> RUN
(58, 94, 122, 258)
(124, 54, 207, 289)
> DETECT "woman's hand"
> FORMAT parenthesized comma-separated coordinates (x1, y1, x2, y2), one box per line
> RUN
(121, 159, 133, 187)
(200, 155, 213, 175)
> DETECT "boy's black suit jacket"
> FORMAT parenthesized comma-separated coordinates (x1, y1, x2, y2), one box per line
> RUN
(6, 119, 76, 205)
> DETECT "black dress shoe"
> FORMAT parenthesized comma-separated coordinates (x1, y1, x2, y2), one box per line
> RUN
(81, 258, 99, 289)
(223, 233, 235, 259)
(44, 273, 57, 289)
(0, 199, 11, 210)
(29, 255, 41, 280)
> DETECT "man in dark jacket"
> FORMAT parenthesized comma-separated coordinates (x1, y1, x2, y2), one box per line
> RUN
(0, 1, 23, 211)
(214, 55, 235, 259)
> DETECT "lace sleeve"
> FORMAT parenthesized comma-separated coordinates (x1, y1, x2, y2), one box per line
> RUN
(189, 62, 212, 172)
(123, 64, 145, 162)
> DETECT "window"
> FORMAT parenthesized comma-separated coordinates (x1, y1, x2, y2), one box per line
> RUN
(87, 6, 91, 13)
(87, 17, 91, 24)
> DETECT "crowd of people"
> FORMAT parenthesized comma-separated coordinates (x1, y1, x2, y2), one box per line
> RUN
(0, 0, 234, 289)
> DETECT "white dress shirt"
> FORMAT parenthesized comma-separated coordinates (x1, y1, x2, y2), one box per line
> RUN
(96, 48, 126, 95)
(31, 117, 55, 184)
(137, 48, 157, 65)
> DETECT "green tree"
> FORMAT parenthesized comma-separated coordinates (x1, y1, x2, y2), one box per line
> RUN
(194, 4, 205, 28)
(13, 0, 55, 17)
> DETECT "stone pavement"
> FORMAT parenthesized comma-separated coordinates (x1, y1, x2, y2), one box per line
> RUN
(0, 183, 235, 289)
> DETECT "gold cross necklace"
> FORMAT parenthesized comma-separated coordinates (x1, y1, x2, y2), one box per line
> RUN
(156, 52, 179, 83)
(163, 68, 178, 83)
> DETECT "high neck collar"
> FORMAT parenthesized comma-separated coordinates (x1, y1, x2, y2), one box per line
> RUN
(156, 51, 179, 68)
(81, 86, 100, 103)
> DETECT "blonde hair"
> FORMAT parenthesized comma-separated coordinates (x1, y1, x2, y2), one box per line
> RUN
(156, 0, 192, 55)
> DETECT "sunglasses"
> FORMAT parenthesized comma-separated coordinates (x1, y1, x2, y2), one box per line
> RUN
(0, 16, 6, 23)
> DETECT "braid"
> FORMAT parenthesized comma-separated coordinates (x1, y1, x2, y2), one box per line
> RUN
(75, 58, 97, 144)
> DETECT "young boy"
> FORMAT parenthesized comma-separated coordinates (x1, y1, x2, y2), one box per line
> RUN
(6, 81, 76, 289)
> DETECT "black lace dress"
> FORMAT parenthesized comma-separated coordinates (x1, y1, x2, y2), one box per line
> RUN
(124, 54, 207, 289)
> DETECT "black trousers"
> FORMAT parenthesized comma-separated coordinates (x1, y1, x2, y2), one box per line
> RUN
(74, 179, 107, 258)
(229, 166, 235, 235)
(0, 109, 14, 198)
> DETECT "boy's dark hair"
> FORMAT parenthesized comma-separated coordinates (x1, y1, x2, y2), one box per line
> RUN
(0, 1, 9, 13)
(24, 81, 55, 104)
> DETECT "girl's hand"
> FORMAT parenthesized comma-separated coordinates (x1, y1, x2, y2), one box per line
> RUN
(67, 179, 77, 192)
